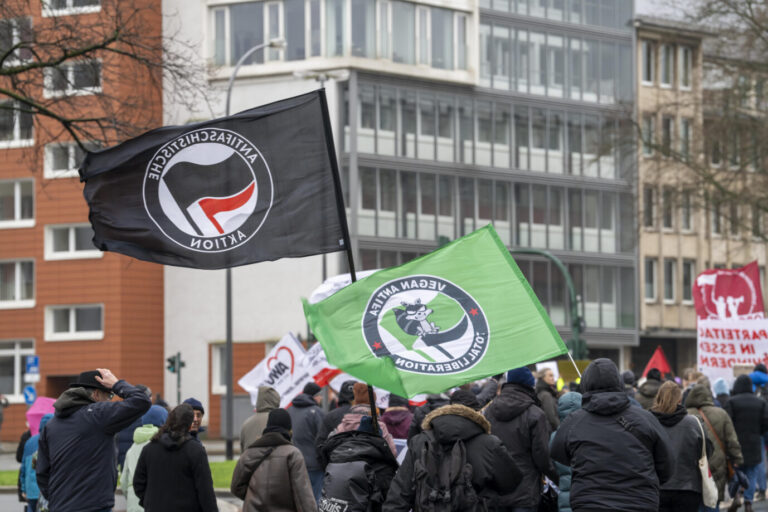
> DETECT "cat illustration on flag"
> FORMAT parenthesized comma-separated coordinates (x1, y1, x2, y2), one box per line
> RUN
(395, 299, 469, 359)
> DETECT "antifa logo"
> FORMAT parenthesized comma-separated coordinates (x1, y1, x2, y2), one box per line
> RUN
(142, 127, 273, 253)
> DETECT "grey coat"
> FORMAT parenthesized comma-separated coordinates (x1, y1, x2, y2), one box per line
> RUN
(287, 393, 325, 471)
(240, 387, 280, 452)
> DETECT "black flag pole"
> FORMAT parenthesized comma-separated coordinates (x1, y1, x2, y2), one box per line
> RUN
(318, 88, 381, 435)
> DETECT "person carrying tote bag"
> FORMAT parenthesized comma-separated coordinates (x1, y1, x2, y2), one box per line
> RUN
(697, 417, 719, 508)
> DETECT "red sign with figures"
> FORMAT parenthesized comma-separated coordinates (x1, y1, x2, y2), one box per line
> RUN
(693, 262, 765, 320)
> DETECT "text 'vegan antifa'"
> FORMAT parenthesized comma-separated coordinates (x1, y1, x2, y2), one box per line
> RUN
(79, 90, 346, 269)
(303, 225, 568, 398)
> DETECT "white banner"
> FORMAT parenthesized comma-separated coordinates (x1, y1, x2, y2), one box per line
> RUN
(697, 318, 768, 384)
(238, 332, 314, 408)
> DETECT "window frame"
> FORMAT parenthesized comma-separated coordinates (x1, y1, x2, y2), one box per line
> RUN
(679, 45, 692, 90)
(0, 259, 35, 309)
(0, 100, 34, 149)
(663, 257, 676, 304)
(659, 43, 673, 88)
(642, 186, 655, 228)
(43, 59, 102, 98)
(644, 257, 657, 303)
(641, 40, 655, 86)
(43, 142, 95, 179)
(0, 17, 33, 65)
(680, 190, 693, 232)
(641, 115, 655, 156)
(0, 179, 35, 229)
(44, 223, 102, 261)
(0, 340, 35, 404)
(662, 187, 674, 230)
(42, 0, 101, 17)
(682, 260, 695, 304)
(45, 304, 105, 342)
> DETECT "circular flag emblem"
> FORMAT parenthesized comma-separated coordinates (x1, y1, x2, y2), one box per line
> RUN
(142, 127, 273, 253)
(362, 275, 489, 375)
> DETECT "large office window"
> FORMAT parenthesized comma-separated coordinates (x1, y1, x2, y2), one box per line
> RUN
(391, 1, 415, 64)
(351, 0, 375, 57)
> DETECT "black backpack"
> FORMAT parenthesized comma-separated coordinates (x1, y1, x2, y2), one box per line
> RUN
(413, 431, 484, 512)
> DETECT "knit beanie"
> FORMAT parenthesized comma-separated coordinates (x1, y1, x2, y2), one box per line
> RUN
(353, 382, 373, 405)
(303, 382, 322, 396)
(450, 389, 481, 410)
(622, 371, 636, 387)
(141, 405, 169, 427)
(646, 368, 662, 382)
(713, 378, 730, 397)
(506, 367, 535, 389)
(387, 394, 409, 408)
(183, 397, 205, 414)
(264, 408, 292, 433)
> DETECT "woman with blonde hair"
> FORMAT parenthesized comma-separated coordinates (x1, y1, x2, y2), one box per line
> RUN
(651, 381, 712, 512)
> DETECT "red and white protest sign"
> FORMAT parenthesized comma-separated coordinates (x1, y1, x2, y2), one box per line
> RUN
(697, 318, 768, 383)
(693, 262, 764, 320)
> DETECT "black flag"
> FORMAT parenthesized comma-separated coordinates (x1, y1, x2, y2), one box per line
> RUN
(80, 90, 348, 269)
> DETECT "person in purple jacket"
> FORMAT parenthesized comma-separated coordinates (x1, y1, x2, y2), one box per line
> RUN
(381, 395, 413, 439)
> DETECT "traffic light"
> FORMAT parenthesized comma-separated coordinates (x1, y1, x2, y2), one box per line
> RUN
(166, 354, 177, 373)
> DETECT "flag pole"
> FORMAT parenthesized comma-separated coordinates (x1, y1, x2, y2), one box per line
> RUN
(317, 88, 380, 435)
(567, 351, 582, 379)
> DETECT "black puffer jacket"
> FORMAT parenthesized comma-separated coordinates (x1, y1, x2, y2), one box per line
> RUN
(724, 375, 768, 466)
(383, 404, 522, 512)
(288, 393, 325, 471)
(315, 381, 355, 460)
(651, 405, 712, 493)
(483, 383, 558, 508)
(320, 429, 399, 511)
(550, 359, 674, 512)
(536, 379, 560, 431)
(408, 394, 450, 439)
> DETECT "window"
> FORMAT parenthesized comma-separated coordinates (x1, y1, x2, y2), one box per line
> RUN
(680, 118, 691, 161)
(679, 46, 692, 89)
(0, 260, 34, 308)
(645, 258, 657, 301)
(285, 0, 307, 60)
(680, 190, 693, 231)
(44, 0, 100, 16)
(351, 0, 375, 58)
(642, 115, 654, 156)
(661, 117, 673, 156)
(430, 7, 453, 70)
(641, 41, 655, 84)
(417, 7, 429, 65)
(45, 224, 101, 260)
(660, 44, 673, 87)
(643, 186, 655, 228)
(45, 304, 104, 341)
(0, 101, 33, 147)
(391, 1, 415, 64)
(730, 203, 739, 237)
(753, 205, 763, 238)
(662, 187, 674, 229)
(0, 340, 35, 403)
(682, 260, 695, 303)
(0, 179, 34, 228)
(728, 132, 739, 167)
(45, 60, 102, 97)
(0, 17, 32, 63)
(711, 202, 721, 235)
(44, 142, 97, 179)
(663, 258, 676, 303)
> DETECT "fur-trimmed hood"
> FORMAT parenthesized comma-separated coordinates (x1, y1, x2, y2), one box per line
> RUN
(421, 404, 491, 444)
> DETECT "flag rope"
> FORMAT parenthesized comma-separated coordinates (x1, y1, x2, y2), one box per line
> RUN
(567, 351, 582, 379)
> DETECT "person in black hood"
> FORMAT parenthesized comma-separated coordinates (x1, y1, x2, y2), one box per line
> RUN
(484, 367, 558, 510)
(288, 382, 326, 501)
(384, 404, 522, 512)
(536, 368, 560, 430)
(724, 374, 768, 511)
(315, 379, 356, 459)
(408, 393, 450, 439)
(551, 358, 674, 512)
(651, 381, 713, 512)
(36, 369, 151, 512)
(636, 367, 663, 410)
(133, 404, 218, 512)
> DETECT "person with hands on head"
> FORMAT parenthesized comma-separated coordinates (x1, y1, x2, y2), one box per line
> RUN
(36, 368, 151, 512)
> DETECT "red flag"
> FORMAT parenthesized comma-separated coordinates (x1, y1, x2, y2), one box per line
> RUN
(692, 261, 765, 320)
(643, 346, 671, 377)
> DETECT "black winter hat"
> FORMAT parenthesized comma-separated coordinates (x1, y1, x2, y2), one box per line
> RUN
(183, 397, 205, 415)
(69, 370, 111, 392)
(265, 408, 292, 431)
(303, 382, 322, 396)
(450, 389, 481, 410)
(338, 380, 357, 406)
(755, 363, 768, 374)
(646, 368, 662, 382)
(622, 371, 636, 387)
(387, 394, 409, 408)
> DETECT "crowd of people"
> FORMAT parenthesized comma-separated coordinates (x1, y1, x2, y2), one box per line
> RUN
(12, 361, 768, 512)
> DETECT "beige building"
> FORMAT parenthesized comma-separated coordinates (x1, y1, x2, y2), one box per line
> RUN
(633, 16, 768, 374)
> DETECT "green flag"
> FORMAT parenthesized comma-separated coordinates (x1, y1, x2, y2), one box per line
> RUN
(303, 225, 567, 397)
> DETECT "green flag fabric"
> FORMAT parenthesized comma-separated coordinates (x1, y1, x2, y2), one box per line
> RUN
(303, 225, 567, 397)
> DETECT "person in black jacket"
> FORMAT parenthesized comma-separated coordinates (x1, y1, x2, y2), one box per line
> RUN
(320, 415, 400, 511)
(551, 358, 674, 512)
(650, 381, 713, 512)
(37, 369, 151, 512)
(384, 403, 522, 512)
(133, 404, 218, 512)
(315, 379, 356, 457)
(407, 393, 450, 439)
(484, 367, 558, 511)
(288, 382, 326, 501)
(16, 428, 31, 510)
(116, 384, 151, 468)
(536, 368, 560, 430)
(724, 374, 768, 511)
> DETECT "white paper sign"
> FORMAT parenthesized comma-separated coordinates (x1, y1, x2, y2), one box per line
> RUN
(697, 318, 768, 384)
(238, 332, 313, 408)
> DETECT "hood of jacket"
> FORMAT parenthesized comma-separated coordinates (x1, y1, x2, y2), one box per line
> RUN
(39, 413, 53, 432)
(638, 378, 661, 399)
(53, 387, 95, 418)
(133, 424, 159, 444)
(713, 378, 730, 397)
(292, 393, 318, 408)
(536, 379, 558, 398)
(424, 394, 450, 411)
(382, 408, 411, 426)
(733, 375, 754, 395)
(685, 384, 715, 409)
(339, 404, 376, 431)
(158, 432, 192, 450)
(324, 430, 398, 467)
(557, 392, 582, 421)
(248, 430, 292, 449)
(651, 404, 687, 427)
(256, 386, 280, 412)
(489, 383, 539, 421)
(422, 404, 490, 444)
(581, 359, 630, 416)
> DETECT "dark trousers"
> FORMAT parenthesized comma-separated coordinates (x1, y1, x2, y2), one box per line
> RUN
(659, 490, 701, 512)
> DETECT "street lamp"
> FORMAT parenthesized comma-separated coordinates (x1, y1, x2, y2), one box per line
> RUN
(223, 37, 284, 461)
